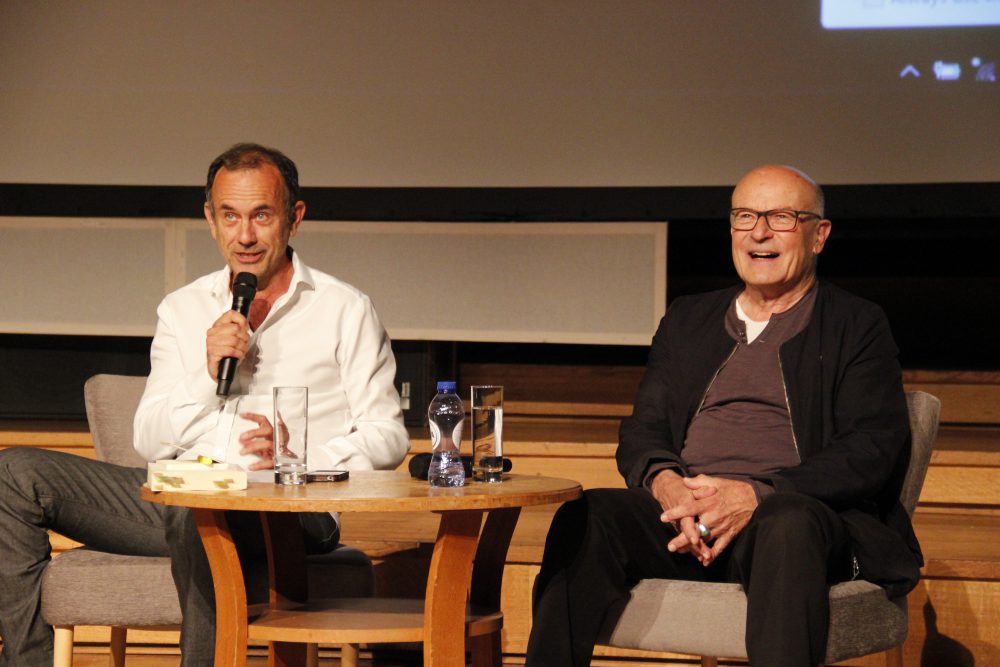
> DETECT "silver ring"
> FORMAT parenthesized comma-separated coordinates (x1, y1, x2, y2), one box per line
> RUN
(697, 522, 711, 540)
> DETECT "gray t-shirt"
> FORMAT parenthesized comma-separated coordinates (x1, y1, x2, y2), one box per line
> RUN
(677, 286, 817, 495)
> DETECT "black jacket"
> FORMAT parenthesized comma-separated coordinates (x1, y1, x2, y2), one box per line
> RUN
(617, 281, 922, 597)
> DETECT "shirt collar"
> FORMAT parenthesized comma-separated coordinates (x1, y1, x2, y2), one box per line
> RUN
(209, 248, 314, 302)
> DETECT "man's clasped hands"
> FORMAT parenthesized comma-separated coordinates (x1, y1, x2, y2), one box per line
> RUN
(651, 470, 760, 566)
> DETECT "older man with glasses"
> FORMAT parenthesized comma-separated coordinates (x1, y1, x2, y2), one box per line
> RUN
(525, 165, 920, 667)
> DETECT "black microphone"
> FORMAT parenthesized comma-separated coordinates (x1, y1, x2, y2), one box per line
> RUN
(407, 453, 512, 480)
(216, 272, 258, 397)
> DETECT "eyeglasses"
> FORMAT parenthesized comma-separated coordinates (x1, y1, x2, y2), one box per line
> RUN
(729, 208, 822, 232)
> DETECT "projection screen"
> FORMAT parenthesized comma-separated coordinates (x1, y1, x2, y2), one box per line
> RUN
(1, 0, 997, 188)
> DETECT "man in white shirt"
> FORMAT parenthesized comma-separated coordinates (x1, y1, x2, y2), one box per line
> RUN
(0, 143, 409, 666)
(135, 145, 407, 475)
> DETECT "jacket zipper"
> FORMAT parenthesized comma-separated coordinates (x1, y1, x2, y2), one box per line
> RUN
(695, 343, 739, 416)
(777, 353, 801, 460)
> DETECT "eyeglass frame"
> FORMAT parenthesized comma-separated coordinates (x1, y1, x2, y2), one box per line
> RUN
(729, 208, 823, 232)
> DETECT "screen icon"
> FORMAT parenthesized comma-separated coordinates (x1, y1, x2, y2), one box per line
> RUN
(933, 61, 962, 81)
(972, 58, 996, 82)
(899, 64, 921, 78)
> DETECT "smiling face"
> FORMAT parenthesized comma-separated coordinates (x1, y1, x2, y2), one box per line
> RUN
(204, 163, 305, 293)
(730, 165, 831, 304)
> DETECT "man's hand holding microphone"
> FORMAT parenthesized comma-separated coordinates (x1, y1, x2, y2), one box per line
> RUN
(204, 272, 278, 470)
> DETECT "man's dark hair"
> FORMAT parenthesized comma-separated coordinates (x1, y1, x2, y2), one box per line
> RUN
(205, 143, 301, 224)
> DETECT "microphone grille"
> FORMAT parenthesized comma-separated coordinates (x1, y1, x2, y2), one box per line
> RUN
(232, 272, 257, 299)
(234, 272, 257, 288)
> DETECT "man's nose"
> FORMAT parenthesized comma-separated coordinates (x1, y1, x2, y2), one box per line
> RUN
(236, 220, 257, 245)
(749, 215, 773, 240)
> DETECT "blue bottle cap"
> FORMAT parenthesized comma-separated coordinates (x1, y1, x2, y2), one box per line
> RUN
(436, 381, 457, 392)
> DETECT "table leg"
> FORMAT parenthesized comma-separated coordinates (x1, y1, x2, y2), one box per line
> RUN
(261, 512, 309, 667)
(423, 509, 484, 666)
(469, 507, 520, 667)
(193, 508, 248, 667)
(471, 507, 520, 609)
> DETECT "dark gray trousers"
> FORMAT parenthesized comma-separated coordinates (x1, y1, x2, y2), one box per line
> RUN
(0, 448, 337, 667)
(525, 488, 853, 667)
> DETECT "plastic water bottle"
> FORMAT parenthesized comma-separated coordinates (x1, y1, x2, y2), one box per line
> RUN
(428, 381, 466, 487)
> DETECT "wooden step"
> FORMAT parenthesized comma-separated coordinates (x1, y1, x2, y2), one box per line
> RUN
(0, 420, 94, 458)
(458, 366, 1000, 425)
(405, 419, 1000, 507)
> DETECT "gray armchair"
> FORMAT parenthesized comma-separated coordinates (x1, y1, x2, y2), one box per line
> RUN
(598, 390, 940, 667)
(41, 374, 375, 667)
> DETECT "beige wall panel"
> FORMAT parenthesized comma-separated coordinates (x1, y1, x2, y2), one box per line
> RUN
(185, 220, 667, 345)
(0, 218, 167, 335)
(3, 218, 664, 343)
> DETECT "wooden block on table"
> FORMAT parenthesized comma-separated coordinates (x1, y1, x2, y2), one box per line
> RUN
(146, 460, 247, 492)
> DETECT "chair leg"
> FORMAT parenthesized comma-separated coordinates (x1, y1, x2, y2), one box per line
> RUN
(108, 626, 127, 667)
(339, 643, 359, 667)
(700, 658, 719, 667)
(52, 625, 75, 667)
(885, 645, 904, 667)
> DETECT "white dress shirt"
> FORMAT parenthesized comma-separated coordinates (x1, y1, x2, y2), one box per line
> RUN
(133, 251, 409, 478)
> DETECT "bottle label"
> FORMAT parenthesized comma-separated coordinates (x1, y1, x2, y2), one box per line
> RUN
(429, 419, 462, 453)
(429, 420, 441, 449)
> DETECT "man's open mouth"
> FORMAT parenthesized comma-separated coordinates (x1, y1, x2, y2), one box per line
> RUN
(749, 251, 779, 259)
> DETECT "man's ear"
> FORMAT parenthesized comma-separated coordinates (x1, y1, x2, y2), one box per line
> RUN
(813, 219, 832, 254)
(204, 202, 218, 240)
(288, 200, 306, 238)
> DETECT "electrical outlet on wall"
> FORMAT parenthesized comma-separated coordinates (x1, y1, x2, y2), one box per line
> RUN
(399, 381, 411, 410)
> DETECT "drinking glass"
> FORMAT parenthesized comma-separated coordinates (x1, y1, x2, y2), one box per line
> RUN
(273, 386, 308, 485)
(471, 385, 503, 482)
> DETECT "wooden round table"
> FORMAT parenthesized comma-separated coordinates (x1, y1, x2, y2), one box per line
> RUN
(142, 470, 581, 666)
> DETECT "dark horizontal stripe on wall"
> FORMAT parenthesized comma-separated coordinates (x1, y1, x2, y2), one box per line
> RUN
(2, 182, 998, 221)
(0, 334, 152, 420)
(0, 185, 203, 219)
